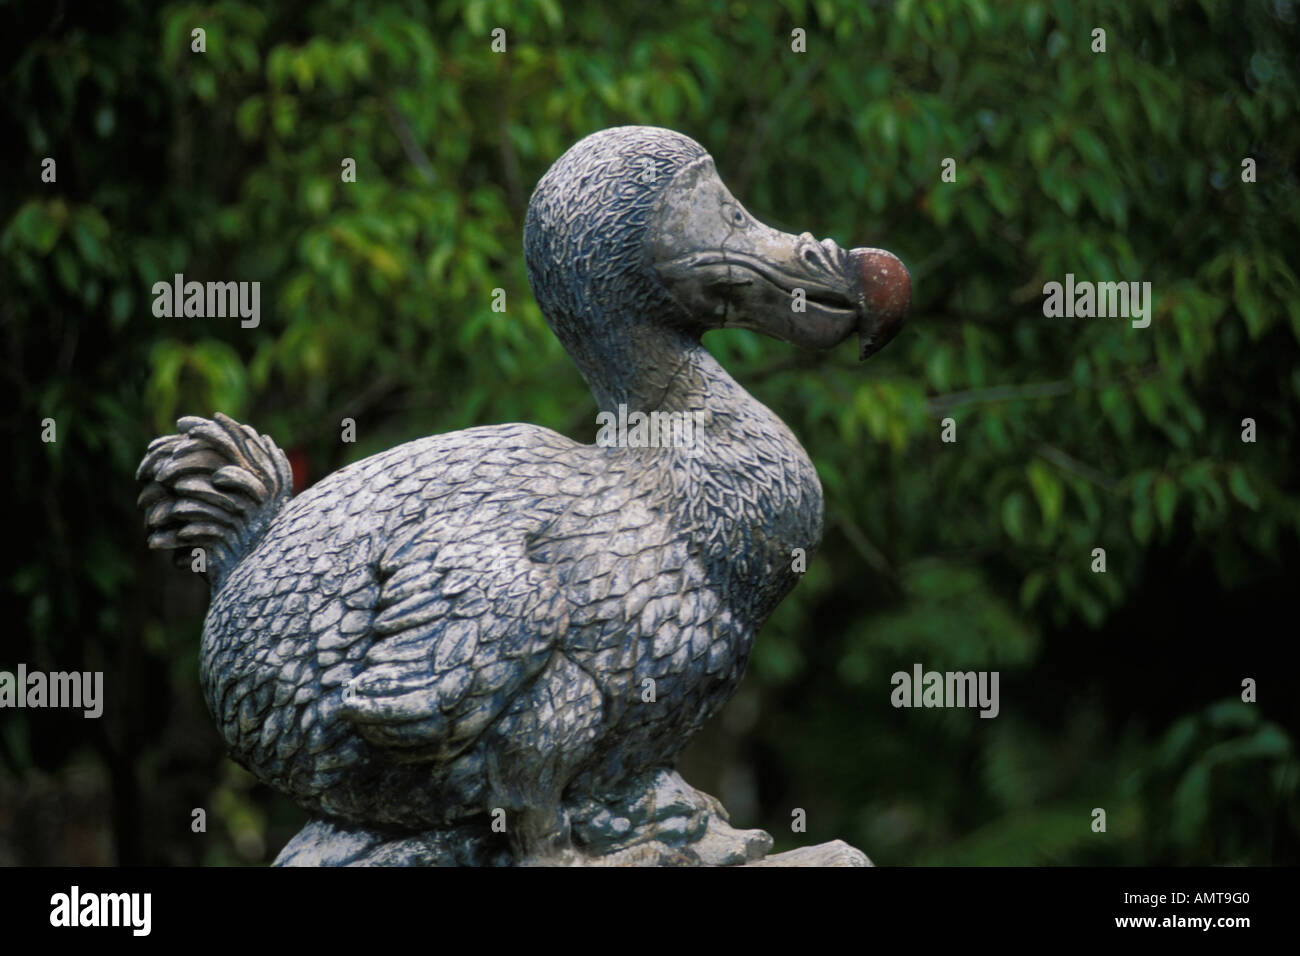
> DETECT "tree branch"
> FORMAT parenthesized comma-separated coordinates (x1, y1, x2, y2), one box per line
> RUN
(383, 95, 436, 185)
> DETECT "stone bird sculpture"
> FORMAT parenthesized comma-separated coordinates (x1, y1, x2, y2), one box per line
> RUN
(137, 126, 909, 865)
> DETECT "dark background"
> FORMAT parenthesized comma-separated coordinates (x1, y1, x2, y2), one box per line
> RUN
(2, 0, 1297, 865)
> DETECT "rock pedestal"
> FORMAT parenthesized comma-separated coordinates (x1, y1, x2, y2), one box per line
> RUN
(274, 768, 870, 867)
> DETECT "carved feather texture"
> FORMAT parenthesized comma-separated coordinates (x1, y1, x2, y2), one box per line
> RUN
(137, 412, 293, 579)
(139, 129, 826, 845)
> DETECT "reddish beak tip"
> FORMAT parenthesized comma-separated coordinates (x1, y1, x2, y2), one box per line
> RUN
(849, 247, 911, 359)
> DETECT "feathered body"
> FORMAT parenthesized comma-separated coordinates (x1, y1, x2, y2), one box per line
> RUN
(205, 382, 819, 828)
(139, 126, 908, 862)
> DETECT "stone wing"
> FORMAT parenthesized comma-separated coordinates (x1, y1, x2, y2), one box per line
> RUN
(339, 514, 568, 763)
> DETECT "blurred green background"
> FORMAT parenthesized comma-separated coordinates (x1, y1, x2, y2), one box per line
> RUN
(3, 0, 1298, 865)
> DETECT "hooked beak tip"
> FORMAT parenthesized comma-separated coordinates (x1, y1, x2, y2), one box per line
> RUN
(849, 248, 911, 360)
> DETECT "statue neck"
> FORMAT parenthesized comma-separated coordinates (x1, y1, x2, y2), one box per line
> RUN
(584, 331, 823, 623)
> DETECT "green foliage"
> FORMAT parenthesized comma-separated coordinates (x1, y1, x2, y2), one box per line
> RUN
(3, 0, 1297, 864)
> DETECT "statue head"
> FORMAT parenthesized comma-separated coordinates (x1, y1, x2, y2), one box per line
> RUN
(524, 126, 909, 408)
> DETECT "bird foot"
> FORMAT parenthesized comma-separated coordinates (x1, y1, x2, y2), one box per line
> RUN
(567, 767, 773, 866)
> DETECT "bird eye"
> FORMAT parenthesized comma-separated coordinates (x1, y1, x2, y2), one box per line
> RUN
(721, 202, 747, 229)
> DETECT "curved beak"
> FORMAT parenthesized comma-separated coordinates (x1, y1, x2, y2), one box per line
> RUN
(650, 158, 910, 360)
(849, 247, 911, 360)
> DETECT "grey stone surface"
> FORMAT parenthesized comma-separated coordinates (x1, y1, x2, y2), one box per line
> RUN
(138, 126, 908, 866)
(744, 841, 873, 867)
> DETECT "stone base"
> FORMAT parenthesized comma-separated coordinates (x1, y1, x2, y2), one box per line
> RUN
(273, 769, 870, 867)
(743, 840, 870, 866)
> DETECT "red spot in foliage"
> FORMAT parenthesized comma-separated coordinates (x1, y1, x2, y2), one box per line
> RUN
(288, 447, 311, 494)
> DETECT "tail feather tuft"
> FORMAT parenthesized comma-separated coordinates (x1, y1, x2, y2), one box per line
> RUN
(137, 413, 293, 582)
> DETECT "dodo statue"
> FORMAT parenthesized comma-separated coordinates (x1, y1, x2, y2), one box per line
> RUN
(137, 126, 910, 866)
